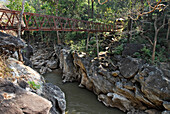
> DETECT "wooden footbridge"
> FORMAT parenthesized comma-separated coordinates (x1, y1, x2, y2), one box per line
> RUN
(0, 8, 114, 32)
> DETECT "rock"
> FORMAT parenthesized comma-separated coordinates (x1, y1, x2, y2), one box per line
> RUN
(98, 94, 112, 107)
(145, 109, 161, 114)
(23, 56, 32, 67)
(135, 65, 170, 108)
(22, 44, 34, 59)
(162, 110, 170, 114)
(120, 57, 142, 79)
(53, 46, 170, 112)
(0, 32, 25, 54)
(99, 93, 133, 112)
(111, 70, 120, 77)
(6, 58, 43, 85)
(115, 82, 145, 110)
(41, 83, 66, 114)
(17, 79, 29, 89)
(40, 66, 48, 74)
(59, 49, 77, 82)
(163, 101, 170, 111)
(135, 87, 156, 108)
(123, 81, 134, 90)
(122, 43, 144, 56)
(0, 78, 52, 114)
(127, 109, 148, 114)
(91, 73, 115, 94)
(47, 60, 58, 69)
(98, 66, 108, 77)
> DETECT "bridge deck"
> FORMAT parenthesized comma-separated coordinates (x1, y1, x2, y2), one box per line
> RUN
(0, 8, 114, 32)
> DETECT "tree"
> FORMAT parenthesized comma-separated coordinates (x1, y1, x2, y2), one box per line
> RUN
(18, 0, 26, 39)
(18, 0, 26, 62)
(152, 17, 168, 62)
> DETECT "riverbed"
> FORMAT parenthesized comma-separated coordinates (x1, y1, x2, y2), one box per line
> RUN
(43, 69, 125, 114)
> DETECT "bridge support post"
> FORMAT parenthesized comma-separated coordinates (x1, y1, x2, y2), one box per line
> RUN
(96, 33, 99, 58)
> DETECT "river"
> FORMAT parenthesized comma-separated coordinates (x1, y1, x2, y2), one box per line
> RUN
(43, 69, 125, 114)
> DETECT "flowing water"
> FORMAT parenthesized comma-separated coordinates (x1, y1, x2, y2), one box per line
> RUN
(43, 69, 125, 114)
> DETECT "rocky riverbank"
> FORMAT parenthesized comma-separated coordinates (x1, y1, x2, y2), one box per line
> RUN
(31, 42, 170, 114)
(0, 32, 66, 114)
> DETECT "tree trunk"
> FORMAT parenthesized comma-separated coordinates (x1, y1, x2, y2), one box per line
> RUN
(88, 0, 90, 19)
(92, 0, 94, 19)
(127, 17, 132, 43)
(152, 31, 158, 62)
(167, 19, 170, 40)
(17, 0, 26, 62)
(96, 33, 99, 58)
(18, 0, 26, 39)
(55, 0, 61, 44)
(86, 32, 90, 51)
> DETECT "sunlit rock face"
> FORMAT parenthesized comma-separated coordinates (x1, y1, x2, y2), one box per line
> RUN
(55, 46, 170, 113)
(0, 78, 52, 114)
(5, 57, 66, 114)
(1, 48, 66, 114)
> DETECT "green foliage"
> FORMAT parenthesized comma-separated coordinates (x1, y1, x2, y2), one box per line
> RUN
(112, 44, 124, 55)
(28, 81, 40, 90)
(7, 0, 35, 13)
(133, 46, 152, 62)
(133, 45, 168, 63)
(141, 46, 151, 58)
(70, 39, 86, 52)
(155, 45, 168, 62)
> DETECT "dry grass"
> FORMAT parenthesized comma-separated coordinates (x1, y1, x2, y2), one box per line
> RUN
(0, 55, 13, 80)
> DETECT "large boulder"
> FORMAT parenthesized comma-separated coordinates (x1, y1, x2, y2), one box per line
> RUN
(5, 57, 66, 114)
(119, 57, 143, 79)
(46, 60, 58, 69)
(135, 65, 170, 108)
(98, 93, 133, 112)
(59, 49, 77, 82)
(0, 32, 25, 54)
(41, 83, 66, 114)
(0, 78, 52, 114)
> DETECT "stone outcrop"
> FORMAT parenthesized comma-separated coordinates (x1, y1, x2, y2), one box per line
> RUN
(41, 83, 66, 114)
(0, 78, 52, 114)
(31, 42, 59, 74)
(54, 46, 170, 113)
(5, 57, 66, 114)
(0, 30, 66, 114)
(0, 32, 25, 55)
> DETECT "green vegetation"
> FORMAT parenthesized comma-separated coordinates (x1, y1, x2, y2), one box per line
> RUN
(112, 44, 124, 55)
(28, 81, 41, 90)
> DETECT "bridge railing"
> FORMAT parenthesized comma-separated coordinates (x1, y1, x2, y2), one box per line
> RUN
(0, 8, 114, 32)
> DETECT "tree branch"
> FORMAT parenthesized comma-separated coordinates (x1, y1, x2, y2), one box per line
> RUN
(98, 0, 108, 5)
(129, 0, 163, 20)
